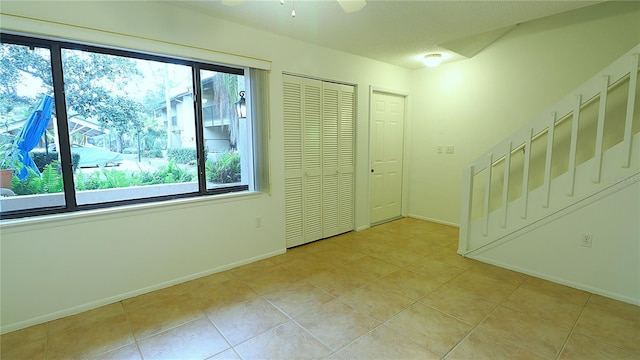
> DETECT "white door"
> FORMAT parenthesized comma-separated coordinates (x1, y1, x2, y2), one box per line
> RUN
(370, 91, 405, 224)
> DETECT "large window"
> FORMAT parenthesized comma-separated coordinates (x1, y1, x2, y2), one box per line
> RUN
(0, 34, 255, 219)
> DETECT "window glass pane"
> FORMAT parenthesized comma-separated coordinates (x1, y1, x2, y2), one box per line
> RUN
(0, 42, 65, 214)
(200, 69, 250, 190)
(60, 49, 198, 205)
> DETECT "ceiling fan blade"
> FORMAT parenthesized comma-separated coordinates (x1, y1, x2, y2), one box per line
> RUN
(336, 0, 366, 13)
(221, 0, 245, 6)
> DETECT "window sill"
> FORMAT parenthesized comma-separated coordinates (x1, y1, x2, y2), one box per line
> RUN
(0, 190, 264, 232)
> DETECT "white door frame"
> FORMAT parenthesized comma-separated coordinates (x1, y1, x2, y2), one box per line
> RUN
(368, 86, 411, 226)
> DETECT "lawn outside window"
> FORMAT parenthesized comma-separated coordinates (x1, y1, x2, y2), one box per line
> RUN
(0, 33, 257, 219)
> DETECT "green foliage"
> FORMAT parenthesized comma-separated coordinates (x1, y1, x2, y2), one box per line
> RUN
(167, 148, 199, 164)
(144, 149, 163, 158)
(31, 151, 57, 171)
(0, 44, 52, 116)
(137, 116, 166, 153)
(0, 134, 23, 170)
(13, 159, 196, 195)
(40, 163, 64, 193)
(100, 168, 133, 188)
(75, 171, 104, 191)
(12, 163, 63, 195)
(31, 151, 80, 172)
(207, 151, 241, 184)
(74, 160, 194, 190)
(135, 160, 194, 185)
(122, 147, 163, 158)
(211, 73, 242, 148)
(1, 42, 146, 153)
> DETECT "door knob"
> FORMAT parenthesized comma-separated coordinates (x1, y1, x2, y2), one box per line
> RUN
(371, 169, 374, 173)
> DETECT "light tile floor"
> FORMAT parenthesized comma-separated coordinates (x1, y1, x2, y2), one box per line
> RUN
(2, 218, 639, 359)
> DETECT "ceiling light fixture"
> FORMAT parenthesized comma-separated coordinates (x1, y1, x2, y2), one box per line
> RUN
(223, 0, 368, 15)
(423, 53, 443, 67)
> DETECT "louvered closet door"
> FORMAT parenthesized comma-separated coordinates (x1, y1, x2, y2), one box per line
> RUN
(322, 83, 355, 237)
(338, 85, 355, 233)
(284, 75, 355, 247)
(322, 83, 340, 237)
(302, 78, 324, 243)
(283, 75, 304, 247)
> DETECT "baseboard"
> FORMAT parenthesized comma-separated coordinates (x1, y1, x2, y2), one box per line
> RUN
(0, 248, 286, 335)
(463, 170, 640, 256)
(370, 216, 403, 227)
(407, 214, 460, 228)
(468, 254, 640, 306)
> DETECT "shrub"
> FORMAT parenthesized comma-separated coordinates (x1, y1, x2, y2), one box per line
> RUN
(122, 147, 138, 155)
(131, 160, 194, 185)
(31, 151, 80, 172)
(167, 148, 196, 164)
(11, 159, 196, 195)
(207, 151, 241, 183)
(143, 149, 163, 158)
(12, 163, 63, 195)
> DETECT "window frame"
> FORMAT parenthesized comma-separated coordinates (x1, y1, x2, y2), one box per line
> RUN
(0, 33, 254, 220)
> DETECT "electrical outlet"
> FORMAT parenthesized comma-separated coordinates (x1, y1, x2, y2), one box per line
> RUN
(256, 217, 262, 228)
(581, 233, 593, 248)
(436, 145, 443, 154)
(446, 145, 455, 154)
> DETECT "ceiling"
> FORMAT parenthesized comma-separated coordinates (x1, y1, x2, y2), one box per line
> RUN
(166, 0, 602, 69)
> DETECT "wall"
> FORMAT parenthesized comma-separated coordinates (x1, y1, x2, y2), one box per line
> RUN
(406, 1, 640, 305)
(0, 1, 410, 333)
(473, 180, 640, 305)
(407, 1, 640, 225)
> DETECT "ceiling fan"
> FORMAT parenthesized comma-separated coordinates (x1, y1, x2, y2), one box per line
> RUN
(221, 0, 367, 14)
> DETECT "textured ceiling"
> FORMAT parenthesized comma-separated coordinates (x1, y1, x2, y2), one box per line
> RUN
(167, 0, 603, 69)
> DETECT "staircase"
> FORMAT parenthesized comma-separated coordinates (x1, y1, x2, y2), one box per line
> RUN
(459, 44, 640, 256)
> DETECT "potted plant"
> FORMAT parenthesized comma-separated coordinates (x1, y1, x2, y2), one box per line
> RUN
(0, 140, 20, 189)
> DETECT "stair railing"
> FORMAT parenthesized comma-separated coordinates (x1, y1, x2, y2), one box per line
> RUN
(459, 44, 640, 255)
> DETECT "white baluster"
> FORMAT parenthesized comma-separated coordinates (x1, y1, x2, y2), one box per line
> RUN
(567, 95, 581, 196)
(542, 112, 556, 208)
(501, 142, 512, 228)
(622, 54, 639, 168)
(459, 165, 474, 253)
(482, 153, 493, 237)
(593, 76, 609, 183)
(521, 128, 533, 219)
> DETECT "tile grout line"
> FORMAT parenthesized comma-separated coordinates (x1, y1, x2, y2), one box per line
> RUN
(554, 293, 592, 359)
(201, 314, 236, 360)
(296, 225, 482, 358)
(438, 274, 547, 360)
(44, 321, 50, 360)
(179, 277, 267, 359)
(257, 294, 335, 355)
(122, 298, 151, 360)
